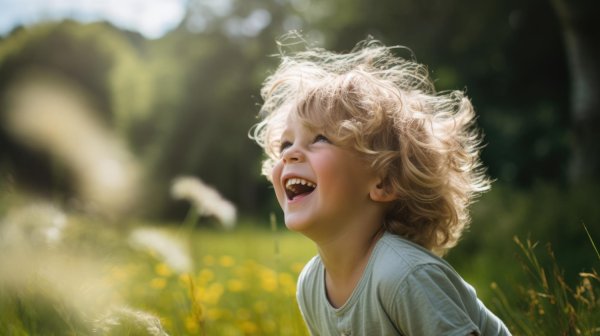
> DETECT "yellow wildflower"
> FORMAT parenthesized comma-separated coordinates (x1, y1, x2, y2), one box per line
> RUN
(185, 315, 199, 333)
(205, 282, 224, 305)
(219, 255, 235, 267)
(150, 277, 167, 289)
(179, 273, 193, 287)
(227, 279, 246, 292)
(260, 268, 278, 292)
(194, 287, 207, 302)
(198, 269, 215, 284)
(239, 320, 258, 334)
(155, 263, 172, 277)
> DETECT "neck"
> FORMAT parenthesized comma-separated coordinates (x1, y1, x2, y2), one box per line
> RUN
(316, 225, 384, 308)
(317, 226, 384, 278)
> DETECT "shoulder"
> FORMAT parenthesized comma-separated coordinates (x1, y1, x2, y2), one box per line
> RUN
(371, 234, 477, 311)
(298, 255, 321, 286)
(372, 234, 511, 335)
(371, 233, 454, 285)
(296, 255, 322, 305)
(373, 234, 498, 335)
(296, 255, 324, 332)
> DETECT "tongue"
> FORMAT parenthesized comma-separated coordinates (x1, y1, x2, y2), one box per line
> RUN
(289, 184, 315, 200)
(295, 184, 315, 195)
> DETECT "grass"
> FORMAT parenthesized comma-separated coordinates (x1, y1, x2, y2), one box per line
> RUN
(137, 223, 316, 335)
(491, 235, 600, 335)
(1, 205, 599, 335)
(0, 210, 316, 335)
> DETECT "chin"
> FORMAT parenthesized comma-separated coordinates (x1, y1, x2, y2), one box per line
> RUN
(283, 218, 304, 232)
(283, 214, 312, 233)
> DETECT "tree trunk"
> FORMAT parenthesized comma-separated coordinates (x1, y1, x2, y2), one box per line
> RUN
(551, 0, 600, 182)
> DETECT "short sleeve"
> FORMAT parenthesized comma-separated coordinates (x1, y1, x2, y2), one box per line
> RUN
(389, 264, 481, 336)
(296, 257, 322, 336)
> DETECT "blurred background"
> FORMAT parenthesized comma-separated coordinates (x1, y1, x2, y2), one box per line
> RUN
(0, 0, 599, 334)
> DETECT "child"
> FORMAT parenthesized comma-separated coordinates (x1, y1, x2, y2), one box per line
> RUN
(252, 38, 511, 335)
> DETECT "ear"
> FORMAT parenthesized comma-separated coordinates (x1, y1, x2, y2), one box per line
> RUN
(369, 180, 396, 203)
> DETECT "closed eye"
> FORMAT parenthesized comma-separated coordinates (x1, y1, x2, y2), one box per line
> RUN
(314, 134, 331, 144)
(279, 140, 292, 155)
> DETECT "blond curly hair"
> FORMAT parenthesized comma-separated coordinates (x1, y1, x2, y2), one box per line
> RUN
(252, 38, 491, 256)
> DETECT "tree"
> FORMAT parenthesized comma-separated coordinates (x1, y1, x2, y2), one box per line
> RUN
(551, 0, 600, 182)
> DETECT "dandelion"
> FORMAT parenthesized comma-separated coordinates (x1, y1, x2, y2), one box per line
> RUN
(170, 176, 237, 228)
(129, 227, 192, 273)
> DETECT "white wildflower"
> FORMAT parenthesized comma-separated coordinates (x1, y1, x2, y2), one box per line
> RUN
(94, 306, 169, 336)
(170, 176, 237, 229)
(128, 227, 192, 273)
(1, 69, 140, 215)
(0, 202, 67, 248)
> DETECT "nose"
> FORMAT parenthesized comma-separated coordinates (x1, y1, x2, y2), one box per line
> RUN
(282, 144, 304, 164)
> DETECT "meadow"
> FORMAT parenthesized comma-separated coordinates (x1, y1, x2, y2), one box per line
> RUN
(1, 5, 599, 334)
(0, 200, 318, 335)
(1, 200, 599, 335)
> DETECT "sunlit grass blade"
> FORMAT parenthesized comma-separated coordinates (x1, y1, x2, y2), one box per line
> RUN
(582, 222, 600, 263)
(493, 235, 600, 335)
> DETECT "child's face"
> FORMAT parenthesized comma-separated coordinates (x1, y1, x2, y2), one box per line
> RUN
(271, 115, 379, 240)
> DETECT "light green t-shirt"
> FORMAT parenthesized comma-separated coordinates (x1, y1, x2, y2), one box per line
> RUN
(296, 233, 511, 336)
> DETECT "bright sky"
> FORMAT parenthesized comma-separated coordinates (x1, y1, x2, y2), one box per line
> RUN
(0, 0, 188, 39)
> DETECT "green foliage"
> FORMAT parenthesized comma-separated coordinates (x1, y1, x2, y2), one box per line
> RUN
(0, 0, 588, 220)
(491, 237, 600, 335)
(448, 181, 600, 293)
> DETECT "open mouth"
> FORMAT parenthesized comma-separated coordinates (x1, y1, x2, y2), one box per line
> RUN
(285, 178, 316, 201)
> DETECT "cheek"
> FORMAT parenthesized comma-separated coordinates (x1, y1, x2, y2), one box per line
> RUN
(315, 155, 372, 197)
(270, 161, 286, 205)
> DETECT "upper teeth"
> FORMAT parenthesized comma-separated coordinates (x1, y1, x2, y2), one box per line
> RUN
(286, 178, 316, 189)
